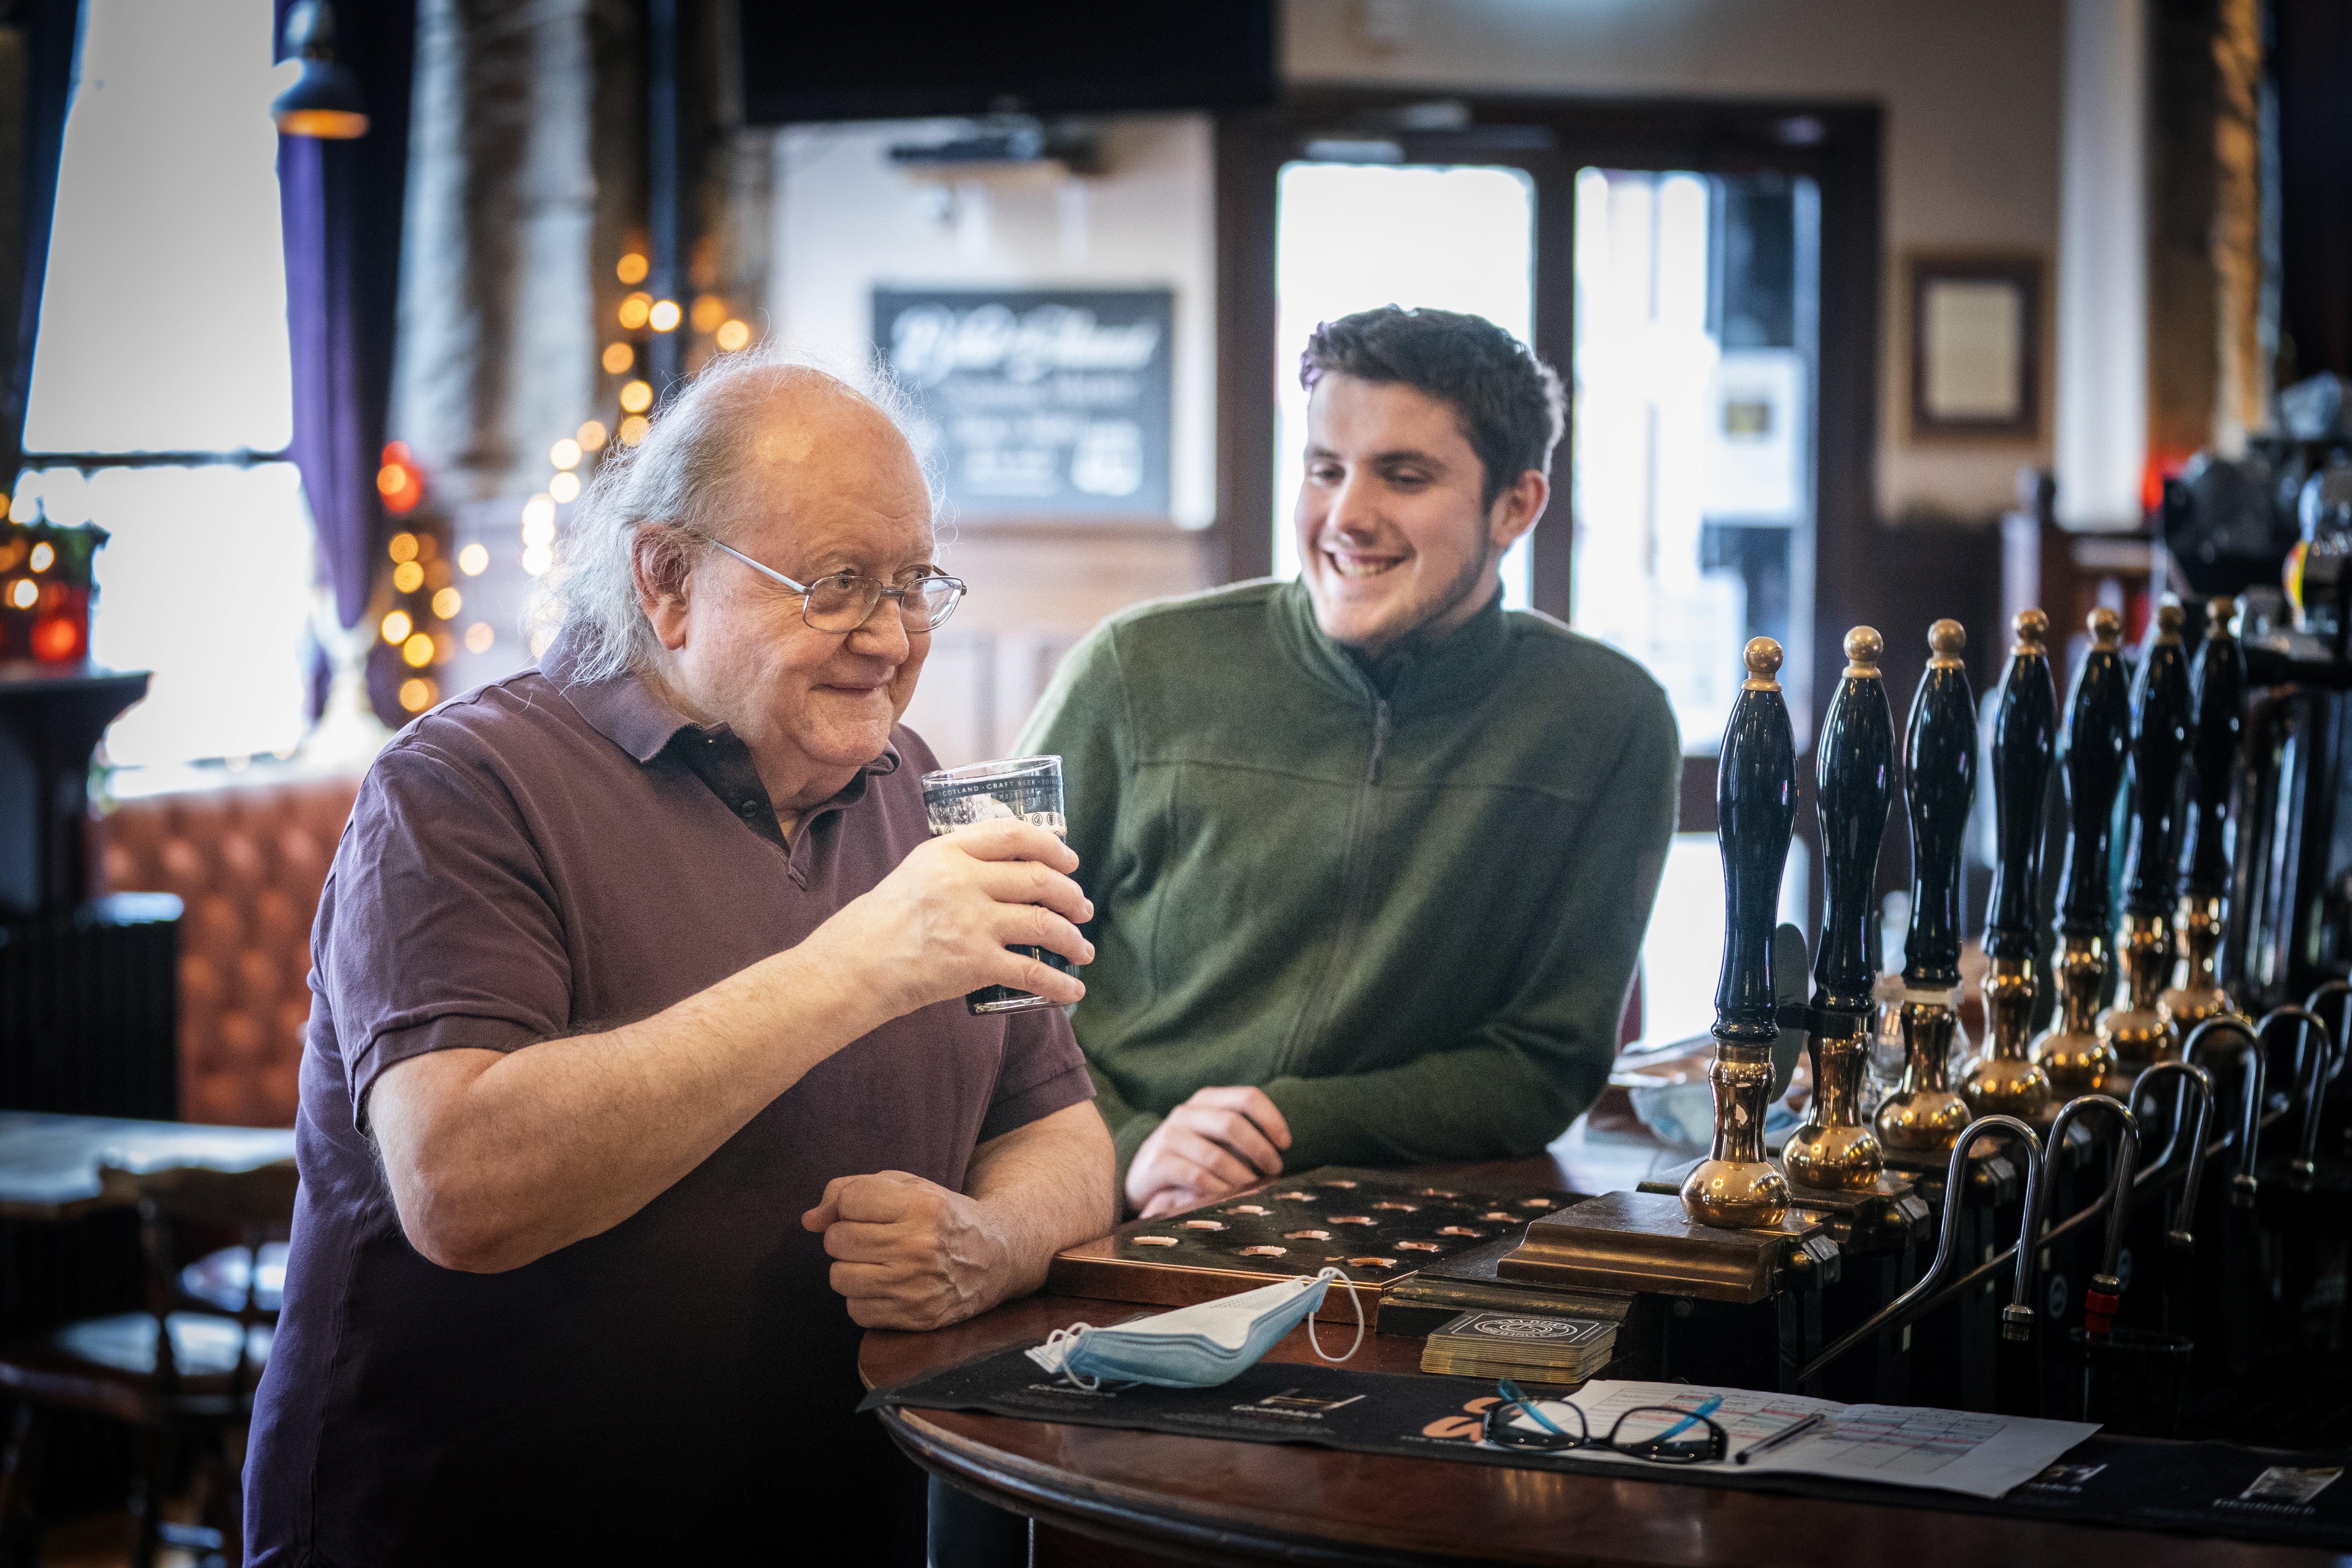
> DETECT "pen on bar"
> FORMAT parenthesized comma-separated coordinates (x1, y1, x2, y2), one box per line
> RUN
(1735, 1411, 1828, 1465)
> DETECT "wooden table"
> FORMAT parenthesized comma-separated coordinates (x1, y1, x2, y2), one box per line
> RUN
(861, 1152, 2341, 1568)
(0, 1112, 296, 1220)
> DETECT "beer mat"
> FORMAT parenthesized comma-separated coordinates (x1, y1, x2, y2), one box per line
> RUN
(1047, 1167, 1586, 1322)
(1427, 1310, 1616, 1358)
(864, 1346, 2352, 1549)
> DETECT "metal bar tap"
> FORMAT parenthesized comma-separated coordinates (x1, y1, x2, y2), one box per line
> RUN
(1875, 620, 1978, 1154)
(2162, 596, 2246, 1034)
(1682, 637, 1798, 1229)
(2100, 601, 2194, 1085)
(1786, 627, 1895, 1190)
(2032, 608, 2131, 1094)
(1964, 610, 2059, 1122)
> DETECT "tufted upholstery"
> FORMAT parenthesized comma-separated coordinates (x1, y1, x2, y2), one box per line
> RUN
(99, 779, 361, 1127)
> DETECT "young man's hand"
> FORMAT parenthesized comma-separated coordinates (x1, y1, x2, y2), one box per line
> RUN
(1125, 1086, 1292, 1216)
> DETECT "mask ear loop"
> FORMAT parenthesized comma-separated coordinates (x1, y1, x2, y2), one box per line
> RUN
(1304, 1267, 1365, 1364)
(1040, 1324, 1102, 1390)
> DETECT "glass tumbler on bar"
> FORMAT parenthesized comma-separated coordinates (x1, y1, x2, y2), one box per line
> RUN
(919, 754, 1075, 1015)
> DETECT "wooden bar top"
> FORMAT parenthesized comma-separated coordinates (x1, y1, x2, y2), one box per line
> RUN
(859, 1153, 2340, 1567)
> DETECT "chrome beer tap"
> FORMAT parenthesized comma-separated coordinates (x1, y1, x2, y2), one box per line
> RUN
(2031, 608, 2131, 1095)
(1875, 619, 1977, 1156)
(1682, 637, 1797, 1229)
(1786, 627, 1896, 1190)
(1964, 610, 2059, 1122)
(2161, 596, 2246, 1034)
(2098, 601, 2193, 1085)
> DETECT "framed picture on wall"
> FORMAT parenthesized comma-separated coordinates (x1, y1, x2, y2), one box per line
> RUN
(1907, 255, 2042, 439)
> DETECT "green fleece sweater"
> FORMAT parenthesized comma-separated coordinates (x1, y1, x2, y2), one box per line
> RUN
(1015, 579, 1682, 1189)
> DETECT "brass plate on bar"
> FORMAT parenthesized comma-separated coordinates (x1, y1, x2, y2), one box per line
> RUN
(1494, 1191, 1827, 1305)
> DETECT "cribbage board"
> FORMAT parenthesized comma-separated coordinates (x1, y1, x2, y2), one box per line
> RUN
(1046, 1167, 1578, 1323)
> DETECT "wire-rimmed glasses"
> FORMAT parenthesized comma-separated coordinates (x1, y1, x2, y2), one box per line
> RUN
(1481, 1380, 1730, 1465)
(701, 535, 966, 633)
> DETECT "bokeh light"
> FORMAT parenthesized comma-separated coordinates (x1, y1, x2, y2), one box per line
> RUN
(648, 299, 682, 333)
(549, 471, 581, 504)
(691, 294, 726, 333)
(601, 342, 633, 375)
(464, 621, 495, 653)
(616, 252, 648, 285)
(398, 677, 436, 712)
(617, 292, 651, 330)
(550, 438, 582, 470)
(521, 543, 553, 576)
(715, 319, 751, 353)
(618, 414, 649, 445)
(7, 578, 35, 609)
(431, 587, 461, 619)
(457, 541, 488, 575)
(27, 542, 54, 572)
(402, 632, 434, 666)
(619, 379, 653, 414)
(392, 559, 425, 594)
(521, 494, 556, 541)
(388, 531, 418, 563)
(381, 609, 412, 643)
(578, 419, 608, 451)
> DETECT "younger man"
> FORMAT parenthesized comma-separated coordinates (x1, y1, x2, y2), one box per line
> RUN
(1020, 306, 1679, 1216)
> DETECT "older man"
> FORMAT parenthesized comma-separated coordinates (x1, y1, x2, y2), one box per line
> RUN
(245, 356, 1111, 1564)
(1020, 306, 1679, 1217)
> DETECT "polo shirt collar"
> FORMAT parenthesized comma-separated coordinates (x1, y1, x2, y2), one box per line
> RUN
(538, 621, 903, 779)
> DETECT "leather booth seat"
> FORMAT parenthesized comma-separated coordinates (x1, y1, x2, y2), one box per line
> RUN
(100, 779, 361, 1127)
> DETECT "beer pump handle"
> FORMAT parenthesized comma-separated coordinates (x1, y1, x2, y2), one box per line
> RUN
(1901, 620, 1978, 990)
(1984, 611, 2059, 961)
(2177, 597, 2246, 899)
(1716, 638, 1797, 1048)
(2121, 601, 2193, 917)
(2056, 609, 2132, 937)
(1812, 628, 1895, 1012)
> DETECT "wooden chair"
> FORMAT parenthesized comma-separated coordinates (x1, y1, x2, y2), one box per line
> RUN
(0, 1160, 296, 1568)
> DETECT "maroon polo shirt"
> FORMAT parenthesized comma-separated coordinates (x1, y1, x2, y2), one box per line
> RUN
(245, 627, 1091, 1566)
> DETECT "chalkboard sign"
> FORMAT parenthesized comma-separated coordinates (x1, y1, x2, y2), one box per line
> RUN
(875, 288, 1172, 520)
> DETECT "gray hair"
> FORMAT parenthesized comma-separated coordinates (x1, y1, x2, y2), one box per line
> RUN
(535, 343, 937, 684)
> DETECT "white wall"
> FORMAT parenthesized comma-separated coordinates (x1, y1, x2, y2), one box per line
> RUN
(769, 114, 1218, 528)
(1284, 0, 2071, 526)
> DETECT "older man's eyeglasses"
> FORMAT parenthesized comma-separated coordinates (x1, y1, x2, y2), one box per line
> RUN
(702, 537, 966, 633)
(1480, 1381, 1729, 1465)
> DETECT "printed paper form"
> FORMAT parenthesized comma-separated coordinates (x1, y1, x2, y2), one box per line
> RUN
(1508, 1380, 2098, 1500)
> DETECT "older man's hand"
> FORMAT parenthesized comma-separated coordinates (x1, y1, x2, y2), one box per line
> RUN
(804, 818, 1093, 1023)
(1126, 1086, 1292, 1218)
(801, 1169, 1019, 1330)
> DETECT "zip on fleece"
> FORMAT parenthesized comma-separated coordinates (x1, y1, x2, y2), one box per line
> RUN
(1279, 697, 1390, 1076)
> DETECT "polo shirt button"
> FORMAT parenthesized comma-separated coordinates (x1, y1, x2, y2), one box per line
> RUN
(740, 801, 762, 818)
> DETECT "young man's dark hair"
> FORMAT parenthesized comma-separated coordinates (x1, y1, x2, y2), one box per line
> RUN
(1300, 305, 1568, 511)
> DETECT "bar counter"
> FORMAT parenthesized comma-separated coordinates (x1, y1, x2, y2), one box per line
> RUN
(860, 1155, 2340, 1568)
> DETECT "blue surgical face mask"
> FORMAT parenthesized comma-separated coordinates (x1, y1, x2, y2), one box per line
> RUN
(1026, 1267, 1364, 1389)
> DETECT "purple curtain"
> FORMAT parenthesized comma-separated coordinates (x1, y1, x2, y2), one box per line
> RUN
(0, 0, 82, 481)
(275, 0, 415, 720)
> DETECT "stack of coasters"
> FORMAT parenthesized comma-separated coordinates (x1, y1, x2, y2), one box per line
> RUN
(1418, 1309, 1617, 1387)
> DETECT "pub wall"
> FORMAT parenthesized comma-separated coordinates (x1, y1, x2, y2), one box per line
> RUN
(768, 116, 1220, 765)
(1284, 0, 2071, 527)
